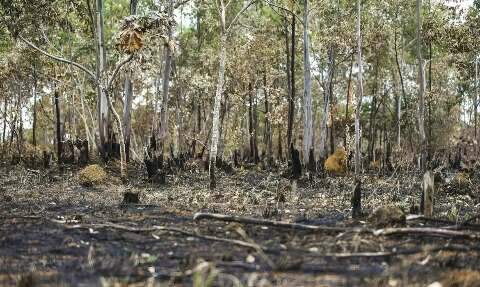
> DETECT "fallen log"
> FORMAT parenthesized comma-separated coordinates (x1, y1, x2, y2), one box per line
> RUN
(193, 212, 355, 233)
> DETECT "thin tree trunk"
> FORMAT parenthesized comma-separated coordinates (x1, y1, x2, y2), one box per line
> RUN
(209, 2, 227, 189)
(475, 58, 479, 143)
(355, 0, 364, 176)
(264, 73, 272, 166)
(159, 1, 174, 154)
(416, 0, 427, 171)
(248, 83, 254, 161)
(96, 0, 108, 157)
(284, 16, 292, 157)
(32, 66, 37, 148)
(302, 0, 313, 164)
(328, 47, 336, 156)
(253, 87, 259, 163)
(368, 56, 379, 163)
(106, 91, 127, 178)
(54, 90, 62, 167)
(2, 96, 7, 144)
(344, 55, 353, 149)
(122, 0, 138, 162)
(287, 13, 296, 151)
(394, 25, 404, 148)
(320, 46, 334, 161)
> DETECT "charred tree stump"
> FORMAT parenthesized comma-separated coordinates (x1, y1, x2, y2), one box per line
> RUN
(122, 192, 140, 204)
(42, 151, 51, 169)
(351, 179, 362, 218)
(291, 143, 302, 179)
(61, 140, 75, 164)
(307, 148, 316, 180)
(144, 135, 165, 184)
(233, 149, 240, 168)
(75, 139, 89, 166)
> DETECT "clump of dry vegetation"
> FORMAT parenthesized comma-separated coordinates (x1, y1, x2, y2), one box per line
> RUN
(78, 164, 107, 186)
(368, 205, 406, 227)
(445, 172, 472, 195)
(324, 148, 347, 175)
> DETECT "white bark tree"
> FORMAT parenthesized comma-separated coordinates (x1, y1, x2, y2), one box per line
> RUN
(355, 0, 364, 176)
(122, 0, 138, 163)
(416, 0, 427, 171)
(302, 0, 313, 165)
(209, 0, 256, 190)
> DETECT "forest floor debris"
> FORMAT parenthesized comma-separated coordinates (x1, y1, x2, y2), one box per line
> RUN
(1, 165, 480, 286)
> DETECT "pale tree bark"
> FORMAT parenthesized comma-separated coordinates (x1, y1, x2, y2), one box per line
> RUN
(54, 90, 62, 167)
(344, 55, 353, 149)
(320, 46, 334, 161)
(416, 0, 427, 171)
(475, 57, 478, 145)
(2, 96, 7, 144)
(394, 24, 405, 149)
(209, 0, 256, 189)
(287, 13, 296, 151)
(32, 65, 38, 148)
(123, 0, 138, 162)
(106, 89, 127, 178)
(355, 0, 364, 176)
(96, 0, 109, 156)
(209, 27, 226, 189)
(159, 1, 174, 152)
(302, 0, 313, 165)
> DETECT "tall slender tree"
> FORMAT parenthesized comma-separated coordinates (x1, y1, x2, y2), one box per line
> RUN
(355, 0, 364, 176)
(416, 0, 427, 171)
(302, 0, 313, 165)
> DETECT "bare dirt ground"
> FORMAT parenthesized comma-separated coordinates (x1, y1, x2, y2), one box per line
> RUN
(1, 164, 480, 286)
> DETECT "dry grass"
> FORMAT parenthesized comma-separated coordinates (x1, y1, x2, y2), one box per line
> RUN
(78, 164, 107, 186)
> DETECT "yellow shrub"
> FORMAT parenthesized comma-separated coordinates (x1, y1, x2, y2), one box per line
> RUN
(324, 148, 347, 175)
(78, 164, 107, 186)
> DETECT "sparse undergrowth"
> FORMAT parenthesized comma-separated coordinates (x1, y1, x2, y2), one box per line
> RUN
(1, 164, 480, 286)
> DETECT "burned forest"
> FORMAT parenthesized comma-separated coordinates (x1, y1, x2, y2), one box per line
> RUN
(2, 0, 480, 286)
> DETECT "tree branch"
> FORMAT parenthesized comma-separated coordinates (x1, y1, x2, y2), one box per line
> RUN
(193, 212, 354, 233)
(225, 0, 257, 33)
(19, 35, 97, 83)
(106, 54, 134, 90)
(263, 0, 304, 25)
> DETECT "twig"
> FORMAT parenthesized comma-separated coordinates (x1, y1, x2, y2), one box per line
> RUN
(320, 243, 480, 258)
(106, 54, 135, 90)
(55, 221, 265, 251)
(407, 215, 480, 231)
(193, 212, 356, 233)
(374, 227, 480, 239)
